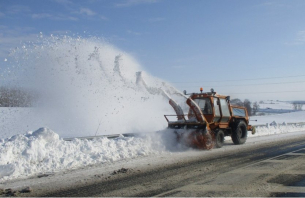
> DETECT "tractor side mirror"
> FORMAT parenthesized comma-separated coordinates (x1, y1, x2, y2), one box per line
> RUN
(183, 90, 187, 95)
(226, 96, 230, 102)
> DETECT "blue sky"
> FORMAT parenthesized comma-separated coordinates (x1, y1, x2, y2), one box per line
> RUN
(1, 0, 305, 101)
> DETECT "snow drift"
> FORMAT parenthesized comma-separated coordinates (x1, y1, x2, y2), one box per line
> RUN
(0, 127, 178, 181)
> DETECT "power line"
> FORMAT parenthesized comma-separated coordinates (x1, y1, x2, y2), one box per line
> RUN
(224, 90, 305, 95)
(171, 74, 305, 83)
(179, 80, 305, 88)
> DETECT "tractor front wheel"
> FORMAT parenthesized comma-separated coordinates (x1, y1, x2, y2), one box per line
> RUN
(215, 130, 225, 148)
(231, 121, 247, 145)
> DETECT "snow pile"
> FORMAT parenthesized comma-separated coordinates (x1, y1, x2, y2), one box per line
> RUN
(1, 35, 183, 138)
(253, 123, 305, 137)
(250, 111, 305, 137)
(254, 125, 305, 136)
(0, 127, 178, 182)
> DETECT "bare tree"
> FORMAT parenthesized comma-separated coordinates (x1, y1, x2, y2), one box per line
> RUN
(244, 99, 252, 116)
(252, 101, 260, 115)
(231, 98, 244, 107)
(292, 101, 304, 110)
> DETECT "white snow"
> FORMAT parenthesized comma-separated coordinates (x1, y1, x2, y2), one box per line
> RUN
(257, 100, 294, 110)
(0, 127, 180, 182)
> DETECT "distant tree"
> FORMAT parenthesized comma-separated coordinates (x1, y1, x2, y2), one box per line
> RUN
(292, 102, 304, 110)
(252, 101, 260, 115)
(230, 98, 244, 107)
(259, 100, 264, 104)
(244, 99, 252, 116)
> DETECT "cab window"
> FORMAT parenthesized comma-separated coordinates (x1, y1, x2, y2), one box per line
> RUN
(194, 98, 212, 114)
(214, 98, 220, 117)
(220, 98, 230, 117)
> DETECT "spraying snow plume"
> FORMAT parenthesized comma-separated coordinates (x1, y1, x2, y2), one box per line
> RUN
(1, 34, 183, 138)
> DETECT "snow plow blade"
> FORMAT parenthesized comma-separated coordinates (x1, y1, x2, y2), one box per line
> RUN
(164, 114, 215, 150)
(174, 127, 215, 150)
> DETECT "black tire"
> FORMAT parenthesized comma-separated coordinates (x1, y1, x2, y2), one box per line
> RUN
(215, 130, 225, 148)
(231, 120, 247, 145)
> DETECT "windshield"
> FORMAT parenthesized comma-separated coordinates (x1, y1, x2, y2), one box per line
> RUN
(193, 98, 213, 114)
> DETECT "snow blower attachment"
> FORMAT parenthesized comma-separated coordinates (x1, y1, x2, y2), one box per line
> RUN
(162, 89, 214, 150)
(164, 88, 255, 150)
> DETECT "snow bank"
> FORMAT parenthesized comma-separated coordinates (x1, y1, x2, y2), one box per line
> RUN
(253, 123, 305, 137)
(0, 127, 179, 182)
(249, 111, 305, 137)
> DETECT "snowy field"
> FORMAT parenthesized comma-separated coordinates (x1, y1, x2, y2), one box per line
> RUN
(258, 100, 296, 110)
(249, 100, 305, 126)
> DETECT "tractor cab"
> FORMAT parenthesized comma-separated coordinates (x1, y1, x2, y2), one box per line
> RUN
(187, 88, 233, 130)
(163, 87, 254, 150)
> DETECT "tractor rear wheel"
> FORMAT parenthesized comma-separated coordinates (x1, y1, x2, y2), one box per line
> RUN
(215, 130, 225, 148)
(231, 120, 247, 145)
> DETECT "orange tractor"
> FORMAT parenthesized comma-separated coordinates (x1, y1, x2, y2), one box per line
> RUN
(163, 88, 255, 149)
